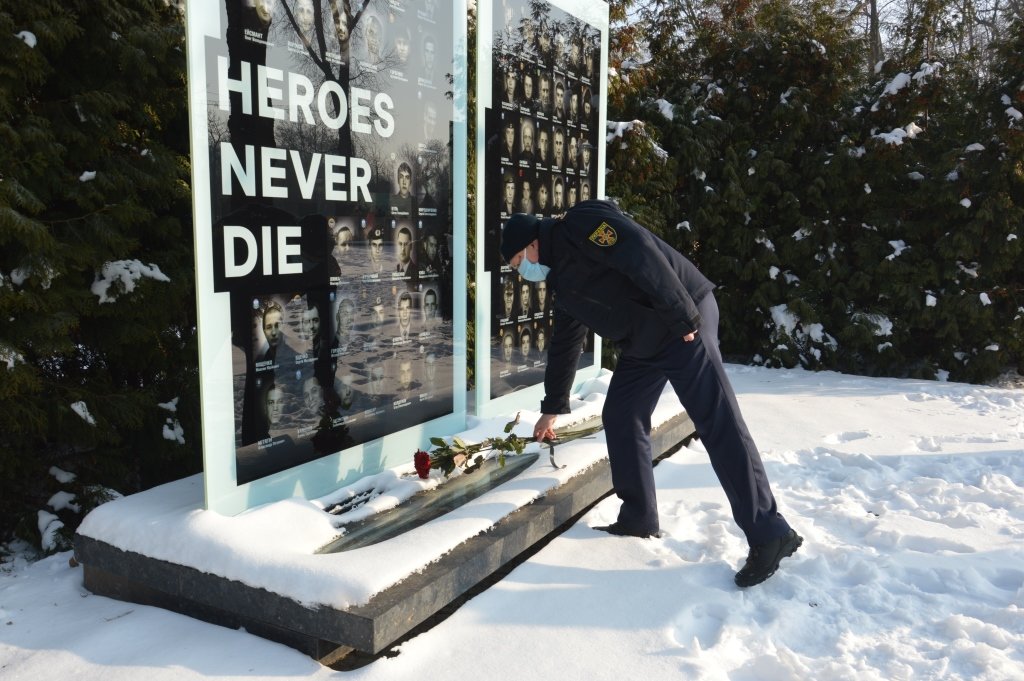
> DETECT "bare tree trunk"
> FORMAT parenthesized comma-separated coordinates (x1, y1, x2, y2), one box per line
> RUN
(869, 0, 884, 68)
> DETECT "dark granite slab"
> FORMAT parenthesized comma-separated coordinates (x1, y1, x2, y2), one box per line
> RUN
(75, 411, 695, 664)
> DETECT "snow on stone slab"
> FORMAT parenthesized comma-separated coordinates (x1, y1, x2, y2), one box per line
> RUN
(1006, 107, 1023, 121)
(964, 143, 985, 152)
(76, 372, 689, 609)
(79, 171, 97, 182)
(961, 198, 972, 208)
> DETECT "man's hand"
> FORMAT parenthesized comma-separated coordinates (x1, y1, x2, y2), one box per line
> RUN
(533, 414, 558, 442)
(683, 331, 698, 342)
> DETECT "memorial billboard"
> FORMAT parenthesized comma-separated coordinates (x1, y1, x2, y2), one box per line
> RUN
(475, 0, 608, 416)
(186, 0, 468, 513)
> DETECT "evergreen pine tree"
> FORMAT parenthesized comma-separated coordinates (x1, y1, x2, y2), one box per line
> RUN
(845, 9, 1022, 382)
(638, 0, 863, 368)
(971, 15, 1024, 377)
(0, 1, 198, 550)
(607, 0, 1021, 382)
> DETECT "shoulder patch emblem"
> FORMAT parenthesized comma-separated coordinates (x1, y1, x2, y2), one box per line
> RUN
(588, 222, 618, 247)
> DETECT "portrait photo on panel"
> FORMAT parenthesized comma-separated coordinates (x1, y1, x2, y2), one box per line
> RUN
(501, 170, 516, 216)
(518, 277, 533, 320)
(358, 11, 385, 65)
(298, 297, 324, 360)
(501, 275, 516, 321)
(536, 123, 550, 166)
(552, 125, 565, 169)
(391, 161, 415, 216)
(552, 175, 565, 214)
(536, 179, 550, 215)
(501, 116, 517, 160)
(519, 325, 532, 362)
(502, 63, 518, 106)
(521, 67, 536, 110)
(518, 173, 534, 215)
(418, 226, 442, 276)
(519, 117, 536, 163)
(394, 290, 416, 342)
(331, 295, 359, 356)
(365, 224, 388, 276)
(253, 297, 300, 369)
(553, 78, 566, 120)
(419, 32, 437, 86)
(537, 71, 553, 116)
(421, 286, 440, 324)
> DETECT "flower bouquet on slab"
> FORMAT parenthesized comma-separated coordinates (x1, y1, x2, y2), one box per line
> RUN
(417, 412, 605, 478)
(317, 414, 603, 553)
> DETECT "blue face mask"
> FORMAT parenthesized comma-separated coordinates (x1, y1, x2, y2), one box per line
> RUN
(517, 258, 550, 282)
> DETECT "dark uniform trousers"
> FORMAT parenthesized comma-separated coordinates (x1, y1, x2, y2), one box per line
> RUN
(602, 294, 792, 546)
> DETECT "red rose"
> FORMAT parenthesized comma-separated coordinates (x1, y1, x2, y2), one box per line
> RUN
(414, 449, 432, 479)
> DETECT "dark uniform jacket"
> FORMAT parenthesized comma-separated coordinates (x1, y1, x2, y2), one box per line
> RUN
(539, 200, 715, 414)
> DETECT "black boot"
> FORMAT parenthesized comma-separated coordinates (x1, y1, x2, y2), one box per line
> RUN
(735, 529, 803, 587)
(593, 522, 661, 539)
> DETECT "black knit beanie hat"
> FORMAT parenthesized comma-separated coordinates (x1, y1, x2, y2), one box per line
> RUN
(500, 213, 541, 262)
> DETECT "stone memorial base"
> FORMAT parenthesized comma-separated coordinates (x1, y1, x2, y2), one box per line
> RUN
(74, 412, 695, 666)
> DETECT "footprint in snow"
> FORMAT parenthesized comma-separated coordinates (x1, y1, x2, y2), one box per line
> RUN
(668, 601, 730, 651)
(914, 436, 943, 452)
(823, 431, 871, 445)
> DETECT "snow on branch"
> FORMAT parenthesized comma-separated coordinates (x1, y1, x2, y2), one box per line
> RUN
(15, 31, 37, 48)
(71, 401, 96, 425)
(871, 62, 942, 112)
(163, 419, 185, 444)
(1, 344, 25, 370)
(606, 120, 668, 159)
(872, 122, 923, 146)
(91, 259, 171, 303)
(654, 99, 675, 120)
(37, 511, 64, 552)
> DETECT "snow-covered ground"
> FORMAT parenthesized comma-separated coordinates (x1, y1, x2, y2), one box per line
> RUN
(2, 364, 1023, 680)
